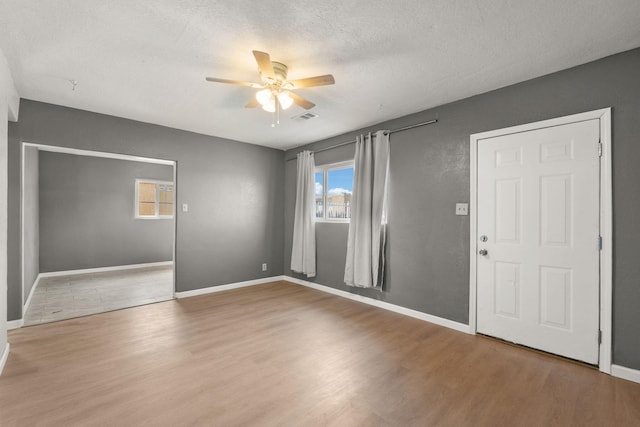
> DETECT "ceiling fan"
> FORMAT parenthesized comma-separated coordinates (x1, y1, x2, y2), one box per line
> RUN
(206, 50, 335, 125)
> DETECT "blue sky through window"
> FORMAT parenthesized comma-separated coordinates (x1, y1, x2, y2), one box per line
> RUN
(315, 165, 354, 220)
(315, 172, 323, 196)
(316, 167, 354, 196)
(327, 168, 353, 193)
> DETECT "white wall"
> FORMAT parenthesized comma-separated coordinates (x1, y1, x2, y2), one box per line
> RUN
(0, 47, 19, 374)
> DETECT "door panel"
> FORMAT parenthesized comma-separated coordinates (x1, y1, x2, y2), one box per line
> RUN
(494, 261, 521, 318)
(539, 266, 572, 329)
(540, 174, 571, 246)
(495, 179, 521, 243)
(476, 119, 600, 364)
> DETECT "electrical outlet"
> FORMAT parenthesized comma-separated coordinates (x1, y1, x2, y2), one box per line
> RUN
(455, 203, 468, 216)
(262, 263, 267, 271)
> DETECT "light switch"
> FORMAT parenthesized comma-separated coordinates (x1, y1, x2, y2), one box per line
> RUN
(455, 203, 468, 216)
(182, 203, 189, 213)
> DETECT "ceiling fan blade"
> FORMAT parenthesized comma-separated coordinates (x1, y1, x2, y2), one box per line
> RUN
(245, 98, 260, 108)
(288, 92, 316, 110)
(206, 77, 263, 88)
(252, 50, 275, 79)
(289, 74, 335, 88)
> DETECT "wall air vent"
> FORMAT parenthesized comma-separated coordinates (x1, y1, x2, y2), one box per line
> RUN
(293, 112, 319, 121)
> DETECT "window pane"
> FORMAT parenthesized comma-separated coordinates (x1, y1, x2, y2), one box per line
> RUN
(158, 202, 173, 216)
(315, 172, 323, 218)
(138, 202, 156, 216)
(158, 184, 174, 216)
(138, 182, 156, 203)
(158, 184, 174, 203)
(327, 167, 353, 219)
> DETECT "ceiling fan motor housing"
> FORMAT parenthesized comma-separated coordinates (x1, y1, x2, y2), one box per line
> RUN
(271, 62, 288, 81)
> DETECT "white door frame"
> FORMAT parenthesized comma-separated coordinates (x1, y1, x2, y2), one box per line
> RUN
(20, 142, 178, 321)
(469, 108, 612, 373)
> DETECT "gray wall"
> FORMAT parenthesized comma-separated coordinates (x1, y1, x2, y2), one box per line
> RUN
(38, 151, 173, 272)
(1, 47, 18, 354)
(284, 48, 640, 370)
(23, 146, 39, 302)
(7, 100, 285, 321)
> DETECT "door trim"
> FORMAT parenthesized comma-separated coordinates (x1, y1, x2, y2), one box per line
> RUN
(469, 108, 612, 373)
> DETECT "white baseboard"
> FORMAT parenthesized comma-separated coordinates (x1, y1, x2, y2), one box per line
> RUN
(23, 274, 42, 315)
(284, 276, 472, 334)
(612, 364, 640, 384)
(39, 261, 174, 278)
(7, 319, 24, 330)
(175, 276, 285, 299)
(175, 274, 471, 334)
(0, 343, 10, 377)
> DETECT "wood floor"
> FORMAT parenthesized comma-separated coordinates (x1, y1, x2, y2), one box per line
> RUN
(1, 281, 639, 426)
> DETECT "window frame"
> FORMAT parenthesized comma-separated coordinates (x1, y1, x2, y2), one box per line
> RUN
(135, 178, 175, 219)
(315, 160, 354, 223)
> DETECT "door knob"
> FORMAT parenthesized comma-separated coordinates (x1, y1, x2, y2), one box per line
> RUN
(479, 249, 488, 256)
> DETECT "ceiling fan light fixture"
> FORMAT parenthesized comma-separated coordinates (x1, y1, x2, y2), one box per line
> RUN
(205, 50, 335, 123)
(262, 98, 276, 113)
(256, 88, 272, 106)
(277, 91, 293, 110)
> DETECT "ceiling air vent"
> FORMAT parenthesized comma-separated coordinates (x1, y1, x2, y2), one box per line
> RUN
(293, 112, 319, 122)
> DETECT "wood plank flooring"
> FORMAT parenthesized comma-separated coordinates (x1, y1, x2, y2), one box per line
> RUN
(1, 281, 639, 426)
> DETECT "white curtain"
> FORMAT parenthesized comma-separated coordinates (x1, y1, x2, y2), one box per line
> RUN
(344, 130, 390, 288)
(291, 150, 316, 277)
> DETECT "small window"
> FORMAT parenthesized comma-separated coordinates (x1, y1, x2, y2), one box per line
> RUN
(315, 161, 354, 221)
(135, 179, 174, 218)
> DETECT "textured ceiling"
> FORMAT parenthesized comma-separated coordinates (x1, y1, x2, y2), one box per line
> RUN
(1, 0, 639, 150)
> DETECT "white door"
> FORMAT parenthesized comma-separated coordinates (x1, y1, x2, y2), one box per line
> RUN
(476, 119, 601, 364)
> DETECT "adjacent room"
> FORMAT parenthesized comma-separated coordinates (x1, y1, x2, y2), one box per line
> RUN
(1, 1, 639, 425)
(22, 146, 175, 325)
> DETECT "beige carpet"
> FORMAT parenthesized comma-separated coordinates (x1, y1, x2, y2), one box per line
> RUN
(24, 265, 173, 325)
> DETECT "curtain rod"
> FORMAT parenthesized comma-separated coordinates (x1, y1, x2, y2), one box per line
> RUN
(285, 119, 438, 162)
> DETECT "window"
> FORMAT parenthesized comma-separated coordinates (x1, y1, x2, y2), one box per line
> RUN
(135, 179, 174, 218)
(315, 161, 354, 221)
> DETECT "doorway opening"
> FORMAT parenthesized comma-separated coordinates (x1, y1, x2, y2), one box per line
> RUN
(21, 143, 177, 325)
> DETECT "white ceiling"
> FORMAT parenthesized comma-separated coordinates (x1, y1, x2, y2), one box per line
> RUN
(1, 1, 639, 150)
